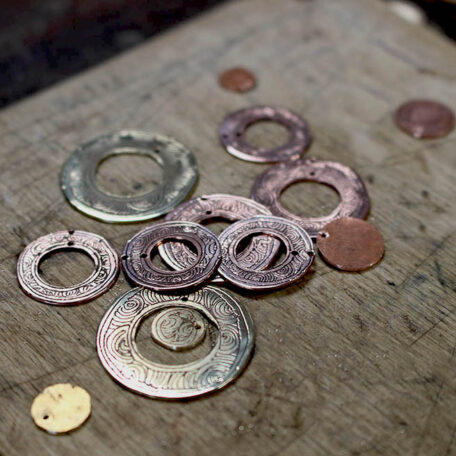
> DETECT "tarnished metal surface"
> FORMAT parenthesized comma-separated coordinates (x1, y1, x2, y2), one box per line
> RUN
(17, 230, 119, 305)
(122, 221, 221, 291)
(219, 106, 311, 163)
(151, 307, 207, 352)
(251, 158, 370, 238)
(160, 194, 280, 282)
(218, 67, 257, 93)
(395, 99, 455, 139)
(97, 286, 254, 399)
(317, 217, 384, 272)
(218, 216, 314, 290)
(61, 130, 198, 223)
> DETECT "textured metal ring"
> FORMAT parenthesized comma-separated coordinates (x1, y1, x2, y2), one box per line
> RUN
(251, 158, 370, 238)
(97, 286, 254, 399)
(218, 216, 314, 290)
(219, 106, 311, 163)
(159, 194, 280, 282)
(122, 221, 221, 291)
(61, 130, 198, 223)
(17, 230, 119, 305)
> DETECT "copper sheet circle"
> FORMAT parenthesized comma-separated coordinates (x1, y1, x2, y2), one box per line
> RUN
(317, 217, 384, 272)
(122, 221, 221, 291)
(17, 230, 119, 305)
(219, 67, 256, 93)
(395, 99, 455, 139)
(219, 106, 311, 163)
(218, 216, 314, 290)
(159, 194, 280, 282)
(251, 158, 370, 238)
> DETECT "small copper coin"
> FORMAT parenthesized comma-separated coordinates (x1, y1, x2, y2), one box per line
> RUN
(17, 230, 119, 305)
(395, 100, 455, 139)
(219, 67, 256, 93)
(218, 216, 314, 290)
(31, 384, 91, 434)
(122, 221, 221, 291)
(220, 106, 311, 163)
(251, 158, 370, 238)
(159, 194, 280, 282)
(317, 217, 384, 272)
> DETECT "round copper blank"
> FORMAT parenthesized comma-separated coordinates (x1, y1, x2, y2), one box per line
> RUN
(317, 217, 384, 272)
(122, 221, 221, 291)
(395, 99, 455, 139)
(251, 158, 370, 238)
(219, 67, 256, 93)
(219, 106, 311, 163)
(218, 216, 314, 290)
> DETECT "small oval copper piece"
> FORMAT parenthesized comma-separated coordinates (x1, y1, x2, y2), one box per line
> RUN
(317, 217, 384, 272)
(219, 67, 256, 93)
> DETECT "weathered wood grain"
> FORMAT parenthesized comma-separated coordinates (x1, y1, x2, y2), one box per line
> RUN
(0, 0, 455, 455)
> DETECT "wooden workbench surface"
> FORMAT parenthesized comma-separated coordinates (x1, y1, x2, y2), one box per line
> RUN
(1, 0, 455, 454)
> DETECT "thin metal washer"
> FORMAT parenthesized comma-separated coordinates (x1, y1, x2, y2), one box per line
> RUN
(61, 130, 198, 223)
(219, 106, 311, 163)
(17, 230, 119, 305)
(218, 216, 314, 290)
(251, 158, 370, 238)
(97, 286, 254, 399)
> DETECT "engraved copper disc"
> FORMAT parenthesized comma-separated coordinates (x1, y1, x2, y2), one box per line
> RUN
(219, 67, 256, 93)
(31, 384, 91, 434)
(316, 217, 384, 272)
(251, 158, 370, 238)
(97, 286, 254, 399)
(395, 99, 455, 139)
(122, 221, 221, 291)
(159, 194, 280, 282)
(61, 130, 198, 223)
(219, 106, 311, 163)
(17, 230, 119, 305)
(218, 216, 314, 290)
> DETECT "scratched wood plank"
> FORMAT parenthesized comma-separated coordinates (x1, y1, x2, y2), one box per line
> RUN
(1, 0, 456, 455)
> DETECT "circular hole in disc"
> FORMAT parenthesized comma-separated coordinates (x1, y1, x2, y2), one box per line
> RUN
(244, 120, 290, 149)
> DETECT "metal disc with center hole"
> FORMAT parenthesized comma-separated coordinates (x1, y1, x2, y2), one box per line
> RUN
(151, 307, 206, 351)
(97, 286, 254, 399)
(61, 130, 198, 223)
(250, 158, 370, 238)
(17, 230, 119, 305)
(31, 384, 91, 434)
(317, 217, 384, 272)
(395, 99, 455, 139)
(219, 106, 311, 163)
(122, 221, 221, 291)
(218, 216, 314, 290)
(159, 194, 280, 283)
(218, 67, 257, 93)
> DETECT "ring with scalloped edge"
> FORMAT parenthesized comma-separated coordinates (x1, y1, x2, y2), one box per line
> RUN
(250, 158, 370, 238)
(219, 106, 311, 163)
(61, 130, 198, 223)
(218, 216, 314, 290)
(122, 221, 221, 291)
(159, 194, 280, 282)
(17, 230, 119, 305)
(97, 286, 254, 399)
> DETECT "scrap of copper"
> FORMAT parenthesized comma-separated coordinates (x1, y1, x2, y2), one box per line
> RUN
(316, 217, 384, 272)
(219, 106, 311, 163)
(395, 99, 455, 139)
(122, 221, 221, 291)
(218, 67, 257, 93)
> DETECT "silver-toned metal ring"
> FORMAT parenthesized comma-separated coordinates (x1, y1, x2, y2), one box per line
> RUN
(250, 158, 370, 238)
(61, 130, 198, 223)
(97, 286, 254, 399)
(219, 106, 311, 163)
(218, 216, 314, 290)
(122, 221, 221, 291)
(17, 230, 119, 305)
